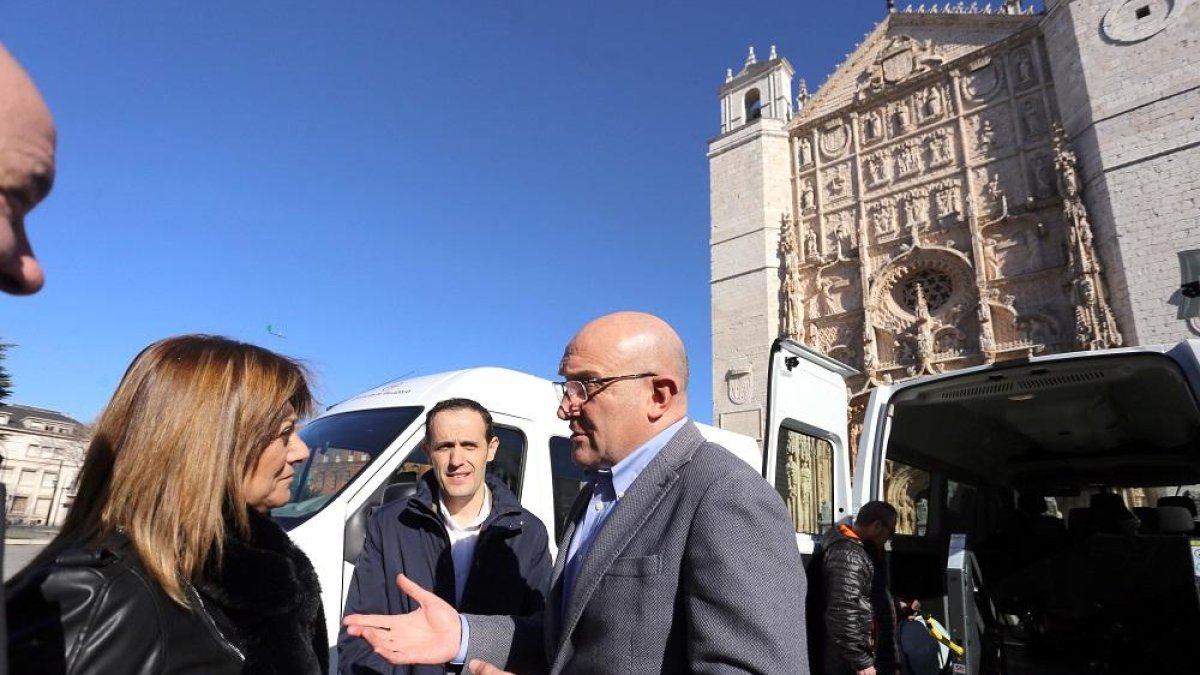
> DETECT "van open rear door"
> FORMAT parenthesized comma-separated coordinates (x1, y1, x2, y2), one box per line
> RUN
(763, 338, 857, 557)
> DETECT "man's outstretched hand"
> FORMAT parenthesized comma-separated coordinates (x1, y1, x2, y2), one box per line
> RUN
(343, 574, 463, 665)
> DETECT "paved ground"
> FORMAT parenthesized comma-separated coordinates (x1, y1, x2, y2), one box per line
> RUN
(4, 525, 57, 580)
(4, 541, 45, 581)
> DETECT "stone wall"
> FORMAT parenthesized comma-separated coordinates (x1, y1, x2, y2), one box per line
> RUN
(1043, 0, 1200, 343)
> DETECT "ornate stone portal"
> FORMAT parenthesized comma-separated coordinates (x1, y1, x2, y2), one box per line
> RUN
(775, 13, 1122, 467)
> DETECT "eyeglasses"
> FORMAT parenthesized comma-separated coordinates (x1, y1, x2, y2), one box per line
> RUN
(553, 372, 657, 404)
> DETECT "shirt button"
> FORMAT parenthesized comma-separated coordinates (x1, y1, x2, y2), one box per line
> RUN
(594, 502, 603, 512)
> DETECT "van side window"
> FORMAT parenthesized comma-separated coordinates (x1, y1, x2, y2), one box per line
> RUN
(884, 460, 931, 536)
(549, 436, 587, 542)
(391, 425, 527, 499)
(772, 427, 834, 535)
(945, 479, 978, 534)
(489, 426, 527, 499)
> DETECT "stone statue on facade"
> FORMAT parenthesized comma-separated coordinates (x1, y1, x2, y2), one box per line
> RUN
(893, 102, 911, 135)
(800, 179, 816, 211)
(834, 217, 856, 258)
(779, 220, 805, 340)
(923, 86, 944, 119)
(864, 110, 881, 141)
(1053, 126, 1080, 198)
(867, 155, 886, 185)
(1052, 124, 1123, 351)
(1016, 50, 1035, 86)
(928, 131, 950, 165)
(985, 173, 1009, 219)
(799, 138, 813, 166)
(804, 226, 820, 262)
(976, 118, 995, 152)
(1021, 98, 1047, 137)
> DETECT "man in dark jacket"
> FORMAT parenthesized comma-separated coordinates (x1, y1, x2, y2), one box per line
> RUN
(810, 500, 899, 675)
(338, 398, 552, 675)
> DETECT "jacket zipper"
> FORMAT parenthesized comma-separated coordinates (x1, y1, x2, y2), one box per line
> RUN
(187, 583, 246, 662)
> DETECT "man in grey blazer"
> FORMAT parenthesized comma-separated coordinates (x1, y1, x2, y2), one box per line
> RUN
(345, 311, 809, 674)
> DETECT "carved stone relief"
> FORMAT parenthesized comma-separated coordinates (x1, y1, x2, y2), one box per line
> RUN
(985, 230, 1049, 277)
(924, 129, 953, 168)
(864, 153, 889, 188)
(894, 140, 921, 178)
(820, 121, 851, 159)
(973, 167, 1010, 220)
(824, 162, 852, 203)
(1029, 153, 1056, 200)
(900, 192, 928, 230)
(1019, 97, 1048, 139)
(858, 34, 945, 99)
(920, 85, 946, 123)
(961, 58, 1004, 105)
(1012, 48, 1038, 90)
(869, 198, 899, 241)
(1015, 311, 1060, 348)
(825, 209, 858, 259)
(931, 181, 962, 226)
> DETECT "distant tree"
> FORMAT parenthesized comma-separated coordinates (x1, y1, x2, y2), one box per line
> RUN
(0, 339, 11, 404)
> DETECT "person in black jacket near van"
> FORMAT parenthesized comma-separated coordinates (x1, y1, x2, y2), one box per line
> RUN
(810, 500, 900, 675)
(5, 335, 327, 675)
(338, 398, 552, 675)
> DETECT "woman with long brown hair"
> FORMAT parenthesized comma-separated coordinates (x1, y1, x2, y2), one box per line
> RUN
(6, 335, 327, 674)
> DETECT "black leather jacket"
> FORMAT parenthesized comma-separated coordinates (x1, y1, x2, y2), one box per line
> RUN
(6, 509, 327, 675)
(815, 523, 897, 675)
(5, 531, 244, 675)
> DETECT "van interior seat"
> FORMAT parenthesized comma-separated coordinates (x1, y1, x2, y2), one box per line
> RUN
(1157, 495, 1197, 517)
(1015, 493, 1065, 537)
(1157, 505, 1194, 535)
(1088, 493, 1139, 536)
(1014, 533, 1200, 650)
(1132, 506, 1160, 534)
(1067, 507, 1090, 536)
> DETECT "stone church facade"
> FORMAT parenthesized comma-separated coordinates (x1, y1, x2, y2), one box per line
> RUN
(709, 0, 1200, 449)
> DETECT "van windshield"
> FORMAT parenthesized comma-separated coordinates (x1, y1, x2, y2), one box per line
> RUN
(272, 406, 423, 529)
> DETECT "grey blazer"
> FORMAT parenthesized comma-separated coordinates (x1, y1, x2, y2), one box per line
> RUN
(465, 421, 809, 674)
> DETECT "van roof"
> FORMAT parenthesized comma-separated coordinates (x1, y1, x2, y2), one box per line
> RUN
(328, 367, 561, 424)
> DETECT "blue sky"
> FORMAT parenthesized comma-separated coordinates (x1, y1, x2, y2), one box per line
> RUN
(3, 1, 905, 424)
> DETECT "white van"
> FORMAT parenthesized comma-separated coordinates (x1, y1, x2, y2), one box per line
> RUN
(767, 337, 1200, 674)
(274, 367, 761, 659)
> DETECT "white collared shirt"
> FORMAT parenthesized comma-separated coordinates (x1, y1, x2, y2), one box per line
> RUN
(438, 486, 492, 606)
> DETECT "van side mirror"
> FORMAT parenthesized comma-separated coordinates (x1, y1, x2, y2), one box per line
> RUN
(343, 472, 421, 565)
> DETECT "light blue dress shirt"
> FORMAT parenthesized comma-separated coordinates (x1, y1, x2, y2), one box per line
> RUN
(453, 417, 688, 665)
(560, 417, 687, 615)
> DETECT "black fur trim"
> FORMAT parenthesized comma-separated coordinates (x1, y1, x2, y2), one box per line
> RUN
(198, 508, 328, 674)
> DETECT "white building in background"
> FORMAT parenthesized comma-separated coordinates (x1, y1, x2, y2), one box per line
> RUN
(709, 0, 1200, 444)
(1, 404, 88, 527)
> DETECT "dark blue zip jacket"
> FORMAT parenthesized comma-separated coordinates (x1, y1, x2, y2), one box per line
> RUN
(338, 472, 552, 675)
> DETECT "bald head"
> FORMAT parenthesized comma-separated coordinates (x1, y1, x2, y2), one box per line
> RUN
(568, 311, 689, 394)
(557, 312, 690, 468)
(0, 44, 55, 295)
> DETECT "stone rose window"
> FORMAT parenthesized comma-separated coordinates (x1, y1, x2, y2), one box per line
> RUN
(898, 269, 954, 312)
